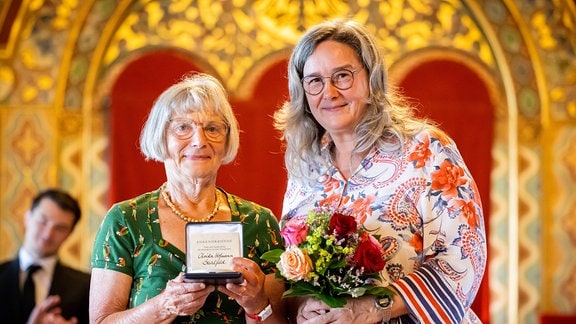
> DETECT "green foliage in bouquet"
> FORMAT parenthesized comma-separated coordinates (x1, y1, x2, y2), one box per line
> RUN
(262, 208, 394, 308)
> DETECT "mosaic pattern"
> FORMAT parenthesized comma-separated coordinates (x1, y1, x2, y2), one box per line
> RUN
(1, 0, 575, 322)
(487, 141, 510, 324)
(553, 128, 576, 309)
(517, 145, 541, 324)
(91, 0, 494, 95)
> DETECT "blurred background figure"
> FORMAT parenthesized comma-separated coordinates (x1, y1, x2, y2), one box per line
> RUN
(0, 189, 90, 324)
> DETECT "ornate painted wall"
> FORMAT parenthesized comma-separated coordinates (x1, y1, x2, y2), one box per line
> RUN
(1, 0, 574, 323)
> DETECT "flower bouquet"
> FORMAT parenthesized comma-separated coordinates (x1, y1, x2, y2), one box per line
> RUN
(262, 208, 394, 308)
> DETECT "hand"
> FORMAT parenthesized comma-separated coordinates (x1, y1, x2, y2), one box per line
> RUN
(160, 272, 214, 317)
(27, 295, 78, 324)
(296, 297, 331, 323)
(296, 296, 376, 324)
(217, 257, 268, 314)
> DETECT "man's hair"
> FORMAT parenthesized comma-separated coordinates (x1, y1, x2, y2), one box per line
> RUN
(30, 189, 82, 227)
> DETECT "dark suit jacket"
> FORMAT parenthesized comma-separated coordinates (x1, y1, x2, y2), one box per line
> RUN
(0, 256, 90, 324)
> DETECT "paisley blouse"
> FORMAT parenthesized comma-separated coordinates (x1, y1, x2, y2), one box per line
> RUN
(281, 129, 486, 323)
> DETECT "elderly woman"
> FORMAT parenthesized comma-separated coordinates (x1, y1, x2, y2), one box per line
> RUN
(90, 73, 286, 323)
(274, 19, 486, 323)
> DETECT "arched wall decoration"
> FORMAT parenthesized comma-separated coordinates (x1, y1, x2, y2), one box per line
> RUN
(233, 50, 292, 102)
(84, 2, 503, 321)
(73, 2, 524, 324)
(389, 48, 505, 108)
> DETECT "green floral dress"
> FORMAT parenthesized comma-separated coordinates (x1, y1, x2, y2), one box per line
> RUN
(91, 186, 283, 323)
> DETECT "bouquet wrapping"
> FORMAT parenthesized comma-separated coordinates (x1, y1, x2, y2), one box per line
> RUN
(262, 208, 394, 307)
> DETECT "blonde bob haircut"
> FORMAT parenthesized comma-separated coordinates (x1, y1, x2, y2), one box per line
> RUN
(140, 73, 240, 164)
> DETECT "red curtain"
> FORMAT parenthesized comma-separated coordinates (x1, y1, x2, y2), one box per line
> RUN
(398, 59, 493, 323)
(219, 60, 289, 217)
(109, 50, 201, 204)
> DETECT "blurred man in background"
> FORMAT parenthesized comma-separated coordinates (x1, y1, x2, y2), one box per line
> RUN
(0, 188, 90, 323)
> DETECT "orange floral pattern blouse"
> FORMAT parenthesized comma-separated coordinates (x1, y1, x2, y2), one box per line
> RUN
(281, 129, 486, 324)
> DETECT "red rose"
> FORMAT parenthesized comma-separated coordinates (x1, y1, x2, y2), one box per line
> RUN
(352, 232, 385, 273)
(329, 212, 357, 240)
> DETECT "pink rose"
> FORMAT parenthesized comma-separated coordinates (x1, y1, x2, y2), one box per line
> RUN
(329, 212, 357, 240)
(281, 219, 309, 246)
(278, 246, 313, 281)
(352, 232, 385, 273)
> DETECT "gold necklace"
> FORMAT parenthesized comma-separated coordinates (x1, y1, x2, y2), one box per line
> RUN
(160, 182, 220, 223)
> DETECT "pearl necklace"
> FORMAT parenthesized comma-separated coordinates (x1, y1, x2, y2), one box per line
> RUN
(160, 182, 220, 223)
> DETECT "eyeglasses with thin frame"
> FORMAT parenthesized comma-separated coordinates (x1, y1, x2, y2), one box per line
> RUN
(301, 68, 363, 95)
(168, 119, 229, 142)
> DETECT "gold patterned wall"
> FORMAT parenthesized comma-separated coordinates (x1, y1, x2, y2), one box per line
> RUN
(1, 0, 575, 323)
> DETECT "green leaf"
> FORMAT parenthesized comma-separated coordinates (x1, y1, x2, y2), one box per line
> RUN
(283, 288, 347, 308)
(328, 258, 347, 268)
(317, 293, 347, 308)
(283, 288, 316, 299)
(284, 282, 318, 296)
(261, 249, 283, 263)
(364, 286, 396, 298)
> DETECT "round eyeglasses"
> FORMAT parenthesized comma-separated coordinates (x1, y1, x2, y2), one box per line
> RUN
(301, 68, 363, 95)
(168, 119, 228, 142)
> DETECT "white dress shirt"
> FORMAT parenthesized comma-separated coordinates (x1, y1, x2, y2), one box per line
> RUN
(18, 248, 57, 304)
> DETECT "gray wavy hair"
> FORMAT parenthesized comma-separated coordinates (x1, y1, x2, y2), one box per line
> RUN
(274, 19, 434, 185)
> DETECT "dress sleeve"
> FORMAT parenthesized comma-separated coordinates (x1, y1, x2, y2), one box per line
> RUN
(90, 203, 137, 276)
(391, 130, 487, 323)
